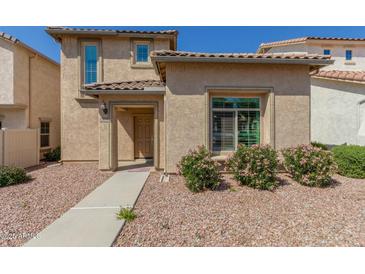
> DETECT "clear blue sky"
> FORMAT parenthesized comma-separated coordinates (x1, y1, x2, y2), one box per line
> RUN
(1, 26, 365, 63)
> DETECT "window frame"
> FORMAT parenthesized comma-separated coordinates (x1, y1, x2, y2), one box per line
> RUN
(323, 49, 331, 55)
(345, 49, 353, 61)
(210, 96, 262, 153)
(133, 41, 152, 65)
(40, 121, 50, 148)
(81, 41, 101, 85)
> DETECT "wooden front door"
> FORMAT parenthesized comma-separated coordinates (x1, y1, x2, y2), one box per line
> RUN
(134, 115, 154, 159)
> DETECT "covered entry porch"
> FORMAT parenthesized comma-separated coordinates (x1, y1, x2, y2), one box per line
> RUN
(82, 80, 165, 172)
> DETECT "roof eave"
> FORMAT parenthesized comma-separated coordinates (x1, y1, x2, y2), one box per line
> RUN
(152, 55, 334, 66)
(311, 75, 365, 85)
(46, 28, 177, 49)
(80, 87, 166, 97)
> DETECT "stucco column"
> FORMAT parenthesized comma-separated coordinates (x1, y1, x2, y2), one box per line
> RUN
(99, 119, 111, 170)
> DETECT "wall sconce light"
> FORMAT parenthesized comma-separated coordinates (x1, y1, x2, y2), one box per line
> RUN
(101, 101, 108, 115)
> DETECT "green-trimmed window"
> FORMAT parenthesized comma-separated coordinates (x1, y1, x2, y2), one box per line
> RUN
(212, 97, 260, 151)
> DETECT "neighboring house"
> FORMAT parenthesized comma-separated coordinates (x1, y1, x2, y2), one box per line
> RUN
(46, 27, 332, 173)
(0, 32, 60, 158)
(258, 37, 365, 146)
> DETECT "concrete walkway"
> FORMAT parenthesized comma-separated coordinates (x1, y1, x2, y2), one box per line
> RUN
(24, 168, 150, 247)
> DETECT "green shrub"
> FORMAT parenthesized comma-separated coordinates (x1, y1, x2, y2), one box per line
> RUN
(332, 145, 365, 179)
(177, 145, 222, 192)
(311, 141, 328, 150)
(44, 146, 61, 162)
(226, 144, 278, 190)
(116, 207, 136, 222)
(0, 166, 31, 187)
(282, 144, 337, 187)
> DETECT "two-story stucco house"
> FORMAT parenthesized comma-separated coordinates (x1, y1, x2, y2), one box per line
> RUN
(46, 27, 333, 173)
(0, 32, 60, 158)
(258, 37, 365, 146)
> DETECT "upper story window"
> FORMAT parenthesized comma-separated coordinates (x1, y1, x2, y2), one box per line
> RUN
(345, 49, 352, 60)
(323, 49, 331, 55)
(135, 43, 150, 63)
(82, 42, 99, 84)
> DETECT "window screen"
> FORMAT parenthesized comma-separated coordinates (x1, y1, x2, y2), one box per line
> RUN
(136, 44, 149, 62)
(212, 97, 260, 151)
(84, 45, 98, 84)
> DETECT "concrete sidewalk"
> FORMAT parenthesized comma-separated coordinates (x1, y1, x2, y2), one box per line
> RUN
(24, 169, 149, 247)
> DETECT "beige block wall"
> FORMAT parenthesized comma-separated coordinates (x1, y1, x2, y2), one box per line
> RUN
(60, 35, 169, 162)
(164, 62, 311, 172)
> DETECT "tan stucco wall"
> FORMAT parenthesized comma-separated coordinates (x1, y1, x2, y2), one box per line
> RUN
(0, 40, 60, 153)
(0, 39, 14, 104)
(60, 36, 99, 161)
(28, 54, 60, 150)
(60, 35, 170, 163)
(102, 38, 168, 82)
(164, 62, 311, 172)
(0, 109, 27, 128)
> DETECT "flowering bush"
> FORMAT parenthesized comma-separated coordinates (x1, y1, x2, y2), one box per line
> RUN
(177, 145, 222, 192)
(226, 144, 278, 190)
(282, 144, 337, 187)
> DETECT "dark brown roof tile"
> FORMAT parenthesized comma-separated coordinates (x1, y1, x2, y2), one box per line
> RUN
(83, 80, 164, 91)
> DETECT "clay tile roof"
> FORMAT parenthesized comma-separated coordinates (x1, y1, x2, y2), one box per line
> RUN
(259, 36, 365, 49)
(46, 26, 178, 36)
(311, 70, 365, 83)
(0, 31, 18, 43)
(151, 50, 331, 60)
(83, 80, 164, 91)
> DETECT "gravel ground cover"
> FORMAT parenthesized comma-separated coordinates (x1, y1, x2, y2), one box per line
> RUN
(115, 172, 365, 247)
(0, 163, 112, 247)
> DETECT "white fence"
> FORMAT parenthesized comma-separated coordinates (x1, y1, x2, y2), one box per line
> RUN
(0, 129, 40, 168)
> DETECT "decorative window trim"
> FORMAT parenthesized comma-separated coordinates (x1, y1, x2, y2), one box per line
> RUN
(210, 96, 262, 152)
(80, 41, 101, 85)
(131, 40, 154, 68)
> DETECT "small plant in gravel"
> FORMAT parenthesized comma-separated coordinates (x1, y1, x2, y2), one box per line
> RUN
(177, 145, 222, 192)
(226, 144, 279, 190)
(116, 207, 136, 222)
(282, 144, 337, 187)
(0, 166, 31, 187)
(332, 145, 365, 179)
(44, 146, 61, 162)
